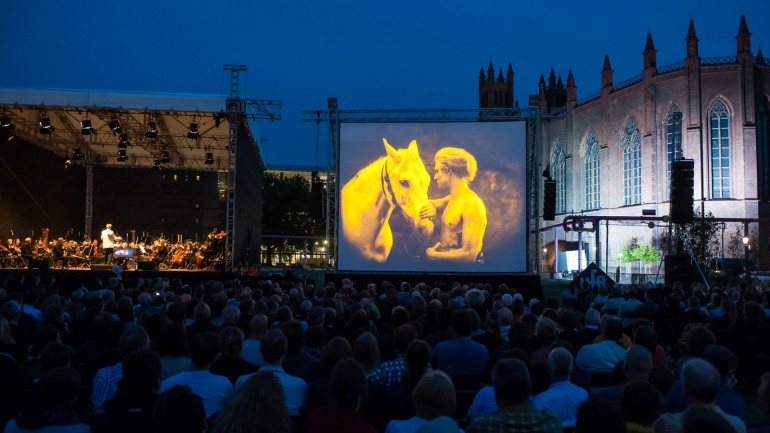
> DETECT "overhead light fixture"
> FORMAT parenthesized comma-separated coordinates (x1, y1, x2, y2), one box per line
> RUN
(118, 133, 130, 148)
(204, 149, 214, 165)
(0, 115, 11, 128)
(117, 149, 128, 162)
(145, 120, 158, 139)
(187, 121, 199, 139)
(160, 150, 171, 164)
(0, 125, 15, 142)
(108, 119, 122, 135)
(152, 158, 161, 168)
(72, 147, 84, 161)
(39, 116, 55, 134)
(80, 118, 94, 135)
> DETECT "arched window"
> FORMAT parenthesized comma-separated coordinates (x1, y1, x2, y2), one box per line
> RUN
(622, 119, 642, 205)
(585, 132, 600, 210)
(666, 108, 683, 200)
(710, 101, 731, 198)
(758, 102, 770, 201)
(551, 145, 566, 214)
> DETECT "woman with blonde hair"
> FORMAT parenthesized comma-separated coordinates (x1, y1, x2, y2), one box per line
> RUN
(353, 332, 381, 373)
(209, 371, 291, 433)
(385, 370, 461, 433)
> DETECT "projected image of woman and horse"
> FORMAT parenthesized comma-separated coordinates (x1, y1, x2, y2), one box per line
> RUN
(338, 122, 527, 273)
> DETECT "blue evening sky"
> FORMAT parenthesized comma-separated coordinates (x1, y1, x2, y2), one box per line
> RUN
(1, 0, 768, 168)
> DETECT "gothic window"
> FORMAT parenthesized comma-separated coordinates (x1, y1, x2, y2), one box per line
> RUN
(585, 132, 600, 210)
(551, 145, 566, 214)
(666, 109, 683, 200)
(758, 103, 770, 201)
(622, 119, 642, 205)
(710, 101, 731, 198)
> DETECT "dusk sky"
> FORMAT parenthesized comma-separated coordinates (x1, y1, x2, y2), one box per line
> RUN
(1, 0, 769, 168)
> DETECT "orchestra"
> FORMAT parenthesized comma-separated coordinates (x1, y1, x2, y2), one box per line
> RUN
(0, 228, 226, 270)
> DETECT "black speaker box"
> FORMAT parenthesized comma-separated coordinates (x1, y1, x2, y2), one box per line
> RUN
(90, 263, 114, 271)
(29, 259, 49, 270)
(137, 261, 155, 271)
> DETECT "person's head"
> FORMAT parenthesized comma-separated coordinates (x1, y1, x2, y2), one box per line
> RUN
(602, 317, 624, 341)
(681, 405, 737, 433)
(219, 327, 245, 360)
(210, 372, 291, 433)
(37, 366, 81, 410)
(120, 349, 162, 397)
(681, 358, 721, 404)
(322, 336, 353, 371)
(450, 309, 473, 337)
(260, 329, 288, 364)
(412, 370, 456, 420)
(40, 342, 75, 371)
(353, 331, 380, 371)
(623, 344, 653, 380)
(492, 358, 531, 407)
(546, 346, 574, 382)
(280, 320, 304, 355)
(535, 317, 559, 346)
(155, 322, 189, 357)
(189, 331, 221, 367)
(249, 314, 268, 338)
(393, 323, 417, 354)
(119, 326, 150, 359)
(683, 326, 716, 357)
(574, 396, 626, 433)
(704, 344, 738, 379)
(620, 381, 660, 427)
(434, 147, 478, 186)
(154, 385, 207, 433)
(221, 305, 240, 324)
(193, 302, 211, 320)
(106, 224, 112, 230)
(329, 358, 367, 410)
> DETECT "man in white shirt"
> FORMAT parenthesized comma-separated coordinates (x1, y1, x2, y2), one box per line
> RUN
(101, 224, 116, 264)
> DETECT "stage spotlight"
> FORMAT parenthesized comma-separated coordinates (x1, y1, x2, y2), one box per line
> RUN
(204, 150, 214, 165)
(0, 115, 11, 128)
(118, 133, 130, 148)
(117, 149, 128, 162)
(39, 116, 55, 134)
(187, 121, 199, 139)
(214, 114, 222, 128)
(0, 125, 15, 142)
(160, 150, 171, 164)
(72, 147, 84, 161)
(80, 118, 94, 135)
(64, 159, 72, 169)
(108, 119, 122, 135)
(145, 120, 157, 139)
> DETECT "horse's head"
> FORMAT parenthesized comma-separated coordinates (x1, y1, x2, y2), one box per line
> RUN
(383, 138, 433, 236)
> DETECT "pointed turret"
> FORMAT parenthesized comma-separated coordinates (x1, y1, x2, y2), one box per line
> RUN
(736, 14, 751, 54)
(507, 63, 514, 81)
(601, 54, 613, 90)
(557, 75, 564, 90)
(548, 67, 556, 89)
(757, 47, 766, 65)
(644, 32, 657, 70)
(478, 67, 486, 87)
(497, 70, 504, 83)
(487, 61, 495, 82)
(538, 73, 547, 110)
(686, 18, 699, 58)
(566, 69, 576, 104)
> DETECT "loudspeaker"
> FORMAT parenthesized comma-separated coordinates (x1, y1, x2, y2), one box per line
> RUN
(137, 261, 155, 271)
(29, 259, 49, 270)
(543, 179, 556, 221)
(670, 159, 694, 224)
(665, 255, 693, 289)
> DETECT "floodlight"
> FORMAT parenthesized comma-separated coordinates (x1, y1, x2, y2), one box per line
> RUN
(160, 150, 171, 164)
(187, 121, 199, 139)
(108, 119, 122, 135)
(145, 120, 158, 139)
(204, 150, 214, 165)
(39, 116, 55, 134)
(0, 115, 11, 128)
(72, 147, 84, 161)
(80, 118, 94, 135)
(117, 149, 128, 162)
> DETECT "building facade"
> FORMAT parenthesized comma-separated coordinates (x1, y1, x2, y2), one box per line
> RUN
(481, 15, 770, 274)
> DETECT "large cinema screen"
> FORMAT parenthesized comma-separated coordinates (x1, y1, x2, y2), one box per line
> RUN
(337, 122, 527, 273)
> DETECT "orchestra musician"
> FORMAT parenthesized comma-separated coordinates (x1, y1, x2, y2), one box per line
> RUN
(20, 237, 33, 266)
(101, 224, 116, 264)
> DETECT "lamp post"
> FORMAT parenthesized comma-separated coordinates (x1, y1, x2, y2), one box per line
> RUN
(743, 235, 750, 279)
(617, 252, 623, 283)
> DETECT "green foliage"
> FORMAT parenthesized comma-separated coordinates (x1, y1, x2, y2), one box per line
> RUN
(681, 209, 721, 272)
(261, 172, 324, 241)
(619, 238, 660, 263)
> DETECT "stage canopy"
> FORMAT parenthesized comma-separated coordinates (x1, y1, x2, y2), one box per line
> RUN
(0, 87, 267, 170)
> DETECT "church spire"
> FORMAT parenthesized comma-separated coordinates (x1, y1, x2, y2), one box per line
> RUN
(601, 54, 613, 90)
(686, 18, 699, 58)
(736, 14, 751, 54)
(644, 32, 657, 70)
(487, 61, 495, 82)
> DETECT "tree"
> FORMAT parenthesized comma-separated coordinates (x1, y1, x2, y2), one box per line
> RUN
(680, 208, 720, 273)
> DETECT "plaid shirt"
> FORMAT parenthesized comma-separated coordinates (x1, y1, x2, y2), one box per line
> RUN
(91, 363, 122, 411)
(467, 408, 562, 433)
(366, 355, 407, 390)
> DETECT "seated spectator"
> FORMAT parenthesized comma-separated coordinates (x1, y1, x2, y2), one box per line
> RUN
(354, 332, 381, 374)
(621, 381, 661, 433)
(210, 327, 259, 384)
(433, 310, 488, 379)
(533, 347, 589, 428)
(91, 326, 150, 412)
(307, 336, 353, 409)
(467, 358, 561, 433)
(367, 324, 417, 391)
(154, 322, 191, 381)
(653, 358, 746, 433)
(5, 367, 90, 433)
(385, 370, 460, 433)
(576, 317, 626, 373)
(241, 314, 267, 367)
(159, 331, 233, 418)
(574, 396, 626, 433)
(681, 405, 738, 433)
(153, 385, 208, 433)
(235, 329, 307, 417)
(209, 371, 292, 433)
(381, 340, 433, 423)
(307, 358, 378, 433)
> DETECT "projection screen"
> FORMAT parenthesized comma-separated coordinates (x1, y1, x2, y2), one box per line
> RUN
(337, 122, 526, 273)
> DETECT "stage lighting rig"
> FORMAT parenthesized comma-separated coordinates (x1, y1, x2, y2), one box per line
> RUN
(39, 115, 55, 134)
(187, 121, 199, 139)
(204, 148, 214, 165)
(145, 120, 158, 139)
(117, 149, 128, 162)
(80, 118, 94, 135)
(108, 119, 122, 135)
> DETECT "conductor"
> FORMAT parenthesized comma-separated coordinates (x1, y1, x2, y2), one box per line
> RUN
(101, 224, 116, 264)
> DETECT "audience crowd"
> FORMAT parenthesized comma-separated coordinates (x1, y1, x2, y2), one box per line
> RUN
(1, 270, 770, 433)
